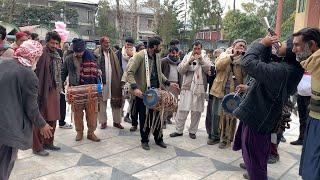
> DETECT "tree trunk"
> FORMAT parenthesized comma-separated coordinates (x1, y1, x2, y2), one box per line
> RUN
(116, 0, 123, 45)
(132, 0, 138, 40)
(8, 0, 16, 23)
(275, 0, 284, 36)
(233, 0, 236, 10)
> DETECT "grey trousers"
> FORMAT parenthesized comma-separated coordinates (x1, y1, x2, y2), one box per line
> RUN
(176, 110, 202, 134)
(0, 144, 18, 180)
(98, 100, 122, 124)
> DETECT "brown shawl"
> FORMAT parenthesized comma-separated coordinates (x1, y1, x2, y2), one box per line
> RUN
(35, 47, 61, 120)
(107, 49, 123, 108)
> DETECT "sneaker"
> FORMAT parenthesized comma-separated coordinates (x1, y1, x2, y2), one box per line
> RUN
(59, 123, 73, 129)
(268, 154, 280, 164)
(33, 150, 49, 156)
(167, 119, 173, 124)
(290, 139, 303, 145)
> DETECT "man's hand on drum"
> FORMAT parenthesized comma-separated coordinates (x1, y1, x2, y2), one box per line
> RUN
(236, 84, 249, 93)
(133, 88, 143, 98)
(170, 83, 180, 92)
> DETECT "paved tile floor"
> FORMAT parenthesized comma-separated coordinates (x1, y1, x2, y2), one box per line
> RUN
(10, 102, 303, 180)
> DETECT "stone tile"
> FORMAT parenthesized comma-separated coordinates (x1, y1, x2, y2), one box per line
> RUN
(73, 137, 139, 159)
(76, 154, 108, 167)
(101, 146, 177, 174)
(174, 147, 203, 157)
(133, 157, 216, 180)
(111, 168, 139, 180)
(193, 145, 242, 164)
(35, 166, 114, 180)
(203, 170, 245, 180)
(268, 150, 298, 179)
(17, 149, 34, 160)
(10, 152, 82, 180)
(54, 132, 94, 147)
(280, 163, 302, 180)
(165, 131, 207, 151)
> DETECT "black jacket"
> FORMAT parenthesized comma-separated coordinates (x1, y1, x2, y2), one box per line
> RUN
(234, 41, 304, 134)
(0, 60, 46, 150)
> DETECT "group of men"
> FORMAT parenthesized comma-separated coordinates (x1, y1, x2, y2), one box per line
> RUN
(0, 23, 320, 180)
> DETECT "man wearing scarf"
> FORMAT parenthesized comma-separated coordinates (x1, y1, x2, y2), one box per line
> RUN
(209, 39, 247, 149)
(33, 31, 62, 156)
(95, 36, 124, 129)
(161, 46, 181, 126)
(0, 40, 53, 180)
(292, 28, 320, 180)
(62, 38, 101, 142)
(170, 41, 213, 139)
(127, 37, 179, 150)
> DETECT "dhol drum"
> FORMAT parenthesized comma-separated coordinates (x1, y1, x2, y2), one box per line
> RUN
(221, 92, 242, 114)
(66, 84, 103, 105)
(143, 88, 178, 112)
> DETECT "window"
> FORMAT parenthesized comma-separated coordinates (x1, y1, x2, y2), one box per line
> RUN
(298, 0, 306, 13)
(87, 30, 91, 35)
(147, 19, 153, 29)
(87, 10, 92, 22)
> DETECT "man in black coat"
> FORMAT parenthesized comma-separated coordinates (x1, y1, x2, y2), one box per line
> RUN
(233, 35, 304, 179)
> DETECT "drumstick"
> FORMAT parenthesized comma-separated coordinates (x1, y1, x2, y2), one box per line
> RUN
(233, 89, 240, 98)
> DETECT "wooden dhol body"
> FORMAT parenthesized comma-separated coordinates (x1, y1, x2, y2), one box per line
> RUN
(67, 84, 103, 105)
(143, 88, 177, 112)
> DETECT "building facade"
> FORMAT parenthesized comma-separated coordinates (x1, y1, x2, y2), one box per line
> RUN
(16, 0, 98, 40)
(294, 0, 320, 32)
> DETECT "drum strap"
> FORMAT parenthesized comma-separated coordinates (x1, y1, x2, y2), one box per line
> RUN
(144, 49, 151, 89)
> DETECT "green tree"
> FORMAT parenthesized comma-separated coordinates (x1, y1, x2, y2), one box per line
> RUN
(156, 0, 183, 45)
(96, 0, 118, 44)
(222, 10, 265, 43)
(189, 0, 223, 31)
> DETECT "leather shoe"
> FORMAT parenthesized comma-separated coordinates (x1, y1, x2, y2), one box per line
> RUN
(141, 142, 150, 150)
(43, 144, 61, 151)
(130, 126, 137, 132)
(156, 141, 167, 148)
(207, 138, 220, 145)
(290, 139, 303, 145)
(87, 134, 101, 142)
(76, 132, 83, 141)
(170, 132, 183, 137)
(113, 123, 124, 129)
(189, 133, 196, 139)
(100, 123, 107, 129)
(33, 150, 49, 156)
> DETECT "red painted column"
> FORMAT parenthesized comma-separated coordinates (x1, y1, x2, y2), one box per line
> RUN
(275, 0, 284, 37)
